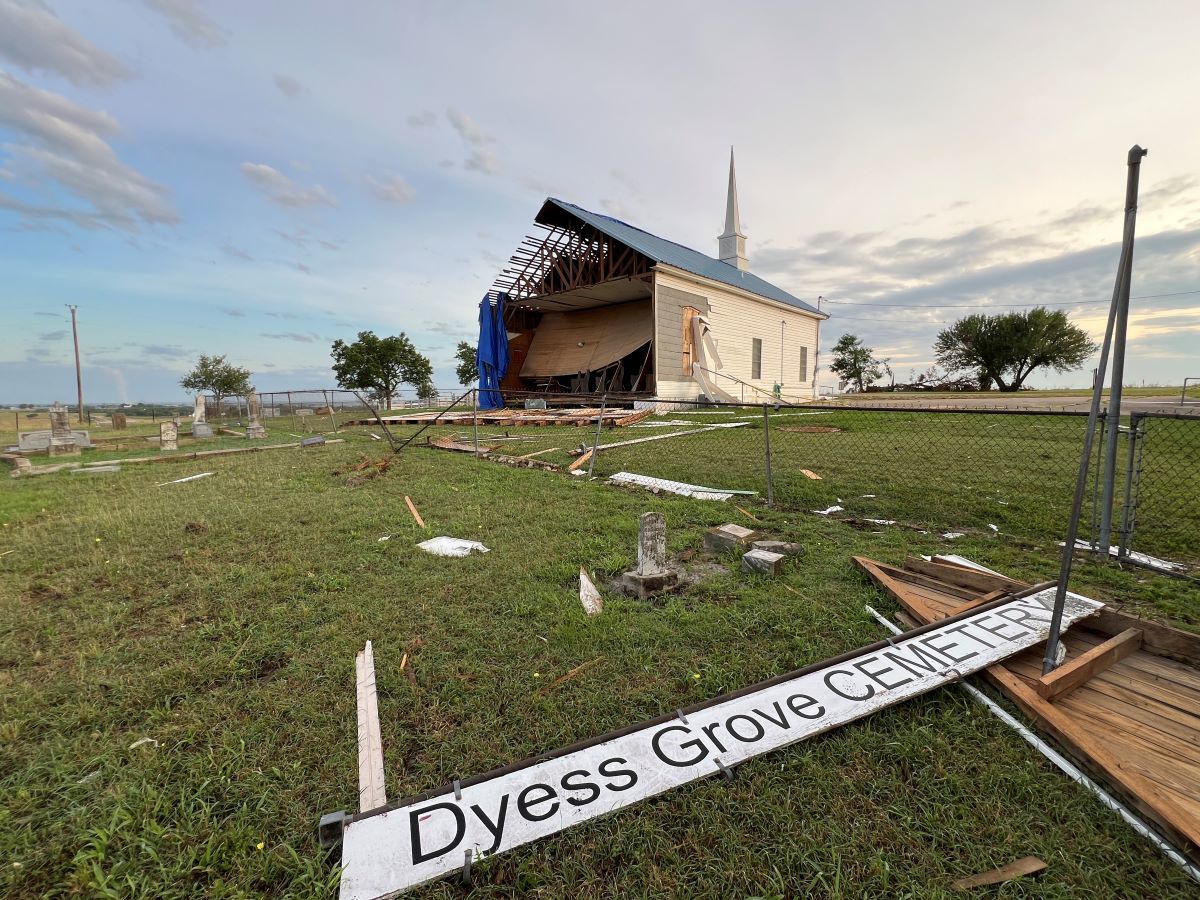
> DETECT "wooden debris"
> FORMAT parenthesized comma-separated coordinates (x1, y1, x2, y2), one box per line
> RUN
(428, 435, 498, 453)
(344, 407, 651, 428)
(1036, 628, 1142, 700)
(587, 423, 748, 453)
(800, 469, 822, 480)
(355, 641, 387, 812)
(538, 656, 604, 695)
(567, 449, 593, 472)
(516, 447, 560, 459)
(734, 505, 760, 522)
(951, 856, 1047, 890)
(853, 554, 1200, 866)
(404, 495, 426, 528)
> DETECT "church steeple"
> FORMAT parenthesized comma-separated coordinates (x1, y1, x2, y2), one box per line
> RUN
(717, 147, 748, 270)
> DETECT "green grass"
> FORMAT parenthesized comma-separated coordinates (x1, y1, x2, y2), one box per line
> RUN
(2, 432, 1198, 898)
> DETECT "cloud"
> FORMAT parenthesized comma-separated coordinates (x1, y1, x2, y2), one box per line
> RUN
(220, 307, 245, 316)
(264, 310, 301, 320)
(447, 107, 498, 174)
(407, 110, 436, 127)
(240, 162, 335, 207)
(220, 243, 252, 260)
(366, 173, 413, 204)
(291, 261, 311, 274)
(272, 226, 339, 250)
(142, 0, 227, 49)
(427, 320, 471, 338)
(601, 198, 632, 220)
(273, 73, 304, 97)
(38, 329, 67, 341)
(260, 331, 321, 343)
(0, 72, 178, 231)
(0, 0, 132, 86)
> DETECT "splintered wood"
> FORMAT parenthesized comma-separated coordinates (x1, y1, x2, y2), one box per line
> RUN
(854, 554, 1200, 865)
(404, 496, 426, 528)
(355, 641, 387, 812)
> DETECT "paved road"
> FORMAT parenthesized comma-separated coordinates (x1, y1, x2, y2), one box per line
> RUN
(829, 394, 1200, 415)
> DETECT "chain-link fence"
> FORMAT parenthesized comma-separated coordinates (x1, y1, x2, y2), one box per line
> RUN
(380, 394, 1196, 571)
(1122, 412, 1200, 566)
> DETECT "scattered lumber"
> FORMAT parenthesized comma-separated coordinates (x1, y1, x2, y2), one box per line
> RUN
(853, 554, 1200, 866)
(355, 641, 386, 812)
(1036, 629, 1142, 700)
(404, 496, 426, 528)
(567, 449, 593, 472)
(951, 856, 1046, 890)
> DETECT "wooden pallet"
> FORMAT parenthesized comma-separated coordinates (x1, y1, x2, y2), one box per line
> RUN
(344, 407, 651, 428)
(854, 554, 1200, 864)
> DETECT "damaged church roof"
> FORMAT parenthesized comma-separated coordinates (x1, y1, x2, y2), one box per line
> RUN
(541, 198, 826, 318)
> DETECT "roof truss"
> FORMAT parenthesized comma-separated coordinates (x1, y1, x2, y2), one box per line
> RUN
(491, 214, 653, 305)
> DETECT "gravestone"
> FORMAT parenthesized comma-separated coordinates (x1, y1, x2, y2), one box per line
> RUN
(159, 421, 178, 451)
(19, 429, 91, 451)
(47, 403, 80, 457)
(112, 412, 127, 430)
(10, 457, 31, 477)
(703, 523, 759, 553)
(190, 394, 213, 439)
(245, 390, 267, 439)
(742, 548, 786, 575)
(618, 512, 678, 597)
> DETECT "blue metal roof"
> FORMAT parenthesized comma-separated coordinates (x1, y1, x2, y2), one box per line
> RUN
(544, 198, 825, 318)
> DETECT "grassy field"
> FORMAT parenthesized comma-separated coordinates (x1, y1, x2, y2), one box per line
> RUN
(2, 425, 1198, 898)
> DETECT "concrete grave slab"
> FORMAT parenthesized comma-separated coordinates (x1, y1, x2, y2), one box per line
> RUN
(742, 548, 786, 575)
(703, 523, 760, 553)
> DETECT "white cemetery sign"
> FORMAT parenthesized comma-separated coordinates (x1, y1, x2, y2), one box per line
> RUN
(338, 588, 1101, 899)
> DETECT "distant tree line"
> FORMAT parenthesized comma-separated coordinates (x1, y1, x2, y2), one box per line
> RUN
(829, 308, 1097, 393)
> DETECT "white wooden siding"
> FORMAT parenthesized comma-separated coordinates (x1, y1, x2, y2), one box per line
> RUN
(653, 267, 820, 402)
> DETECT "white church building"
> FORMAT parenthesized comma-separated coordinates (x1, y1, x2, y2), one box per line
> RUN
(488, 151, 826, 403)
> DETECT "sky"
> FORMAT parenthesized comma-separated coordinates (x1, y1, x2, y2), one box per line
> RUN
(1, 0, 1198, 403)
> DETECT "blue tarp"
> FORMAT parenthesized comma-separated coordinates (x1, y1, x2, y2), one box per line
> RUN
(476, 292, 509, 409)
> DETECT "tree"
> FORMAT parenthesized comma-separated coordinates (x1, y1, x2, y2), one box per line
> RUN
(934, 308, 1097, 392)
(417, 381, 439, 404)
(829, 333, 885, 393)
(180, 354, 251, 413)
(454, 341, 478, 386)
(330, 331, 432, 410)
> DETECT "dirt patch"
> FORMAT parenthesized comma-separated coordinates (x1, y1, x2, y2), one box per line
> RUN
(184, 522, 208, 535)
(779, 425, 841, 434)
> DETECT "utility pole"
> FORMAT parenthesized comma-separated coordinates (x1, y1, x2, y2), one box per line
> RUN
(67, 304, 84, 423)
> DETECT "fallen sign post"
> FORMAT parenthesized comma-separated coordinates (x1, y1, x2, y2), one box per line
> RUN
(334, 586, 1101, 899)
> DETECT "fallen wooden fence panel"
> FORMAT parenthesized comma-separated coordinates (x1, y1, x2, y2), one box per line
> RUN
(337, 589, 1101, 899)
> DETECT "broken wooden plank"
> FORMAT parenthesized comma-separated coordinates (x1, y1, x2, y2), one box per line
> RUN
(1037, 629, 1143, 700)
(515, 447, 560, 460)
(800, 469, 822, 480)
(589, 422, 749, 453)
(538, 656, 604, 695)
(567, 449, 593, 472)
(951, 856, 1046, 890)
(1090, 610, 1200, 668)
(355, 641, 387, 812)
(428, 435, 498, 453)
(905, 556, 1022, 594)
(404, 496, 426, 529)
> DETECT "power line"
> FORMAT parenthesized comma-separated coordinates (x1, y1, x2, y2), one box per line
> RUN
(819, 288, 1200, 310)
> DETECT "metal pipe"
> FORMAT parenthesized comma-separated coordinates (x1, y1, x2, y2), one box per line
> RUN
(762, 404, 774, 506)
(867, 605, 1200, 885)
(472, 388, 479, 459)
(1044, 145, 1146, 676)
(1117, 413, 1142, 558)
(587, 394, 607, 477)
(1099, 146, 1148, 548)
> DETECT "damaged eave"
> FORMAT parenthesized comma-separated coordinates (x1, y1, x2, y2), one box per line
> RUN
(652, 263, 830, 320)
